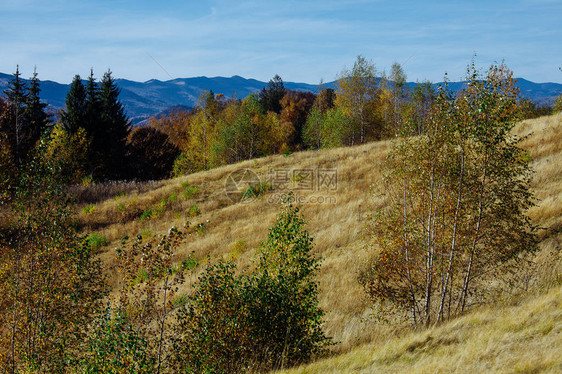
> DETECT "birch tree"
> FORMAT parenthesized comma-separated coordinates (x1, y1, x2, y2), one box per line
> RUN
(361, 62, 537, 327)
(334, 56, 381, 144)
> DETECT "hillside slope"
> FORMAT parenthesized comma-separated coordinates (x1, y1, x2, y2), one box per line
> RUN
(75, 113, 562, 370)
(278, 285, 561, 373)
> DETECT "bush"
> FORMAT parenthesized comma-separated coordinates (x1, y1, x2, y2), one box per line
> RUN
(79, 309, 156, 373)
(171, 196, 330, 372)
(171, 261, 249, 373)
(182, 185, 199, 199)
(82, 203, 97, 215)
(188, 203, 200, 217)
(87, 233, 109, 251)
(241, 181, 272, 201)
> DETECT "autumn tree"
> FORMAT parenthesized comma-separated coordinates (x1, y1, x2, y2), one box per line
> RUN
(127, 126, 180, 180)
(0, 142, 105, 372)
(387, 62, 408, 134)
(302, 107, 324, 150)
(403, 80, 435, 135)
(361, 62, 537, 327)
(279, 90, 315, 150)
(187, 91, 222, 170)
(44, 124, 91, 183)
(303, 86, 336, 150)
(313, 86, 335, 113)
(335, 55, 382, 144)
(147, 108, 193, 151)
(211, 94, 272, 164)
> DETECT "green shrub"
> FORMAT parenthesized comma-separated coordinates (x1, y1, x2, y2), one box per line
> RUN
(82, 204, 96, 215)
(181, 257, 199, 271)
(140, 228, 153, 238)
(188, 204, 200, 217)
(79, 309, 156, 373)
(171, 196, 330, 372)
(87, 233, 109, 251)
(139, 208, 153, 221)
(171, 262, 249, 373)
(241, 181, 272, 201)
(182, 185, 199, 199)
(167, 192, 177, 203)
(172, 153, 194, 177)
(114, 192, 128, 201)
(194, 222, 206, 235)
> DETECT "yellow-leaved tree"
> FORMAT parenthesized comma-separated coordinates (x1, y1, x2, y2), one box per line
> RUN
(361, 62, 537, 327)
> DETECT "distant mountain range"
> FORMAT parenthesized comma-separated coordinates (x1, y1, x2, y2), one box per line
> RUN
(1, 73, 561, 125)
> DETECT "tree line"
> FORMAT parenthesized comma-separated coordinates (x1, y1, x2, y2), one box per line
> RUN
(1, 57, 557, 184)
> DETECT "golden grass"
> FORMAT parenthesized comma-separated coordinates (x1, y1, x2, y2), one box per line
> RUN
(277, 285, 562, 374)
(75, 113, 562, 367)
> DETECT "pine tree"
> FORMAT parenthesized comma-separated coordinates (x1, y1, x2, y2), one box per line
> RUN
(97, 69, 130, 179)
(23, 67, 50, 155)
(61, 75, 87, 134)
(3, 65, 28, 166)
(259, 74, 286, 114)
(84, 69, 101, 136)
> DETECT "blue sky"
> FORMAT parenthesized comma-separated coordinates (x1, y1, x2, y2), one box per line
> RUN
(1, 0, 561, 84)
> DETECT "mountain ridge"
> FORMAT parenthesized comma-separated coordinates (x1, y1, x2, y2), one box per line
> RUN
(1, 72, 560, 124)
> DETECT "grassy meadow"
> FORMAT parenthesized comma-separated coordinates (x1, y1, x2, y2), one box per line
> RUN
(74, 112, 562, 372)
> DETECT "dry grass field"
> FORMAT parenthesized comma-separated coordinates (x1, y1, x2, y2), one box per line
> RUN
(75, 113, 562, 372)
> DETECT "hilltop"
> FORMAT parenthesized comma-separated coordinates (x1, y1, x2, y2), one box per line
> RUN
(73, 112, 562, 372)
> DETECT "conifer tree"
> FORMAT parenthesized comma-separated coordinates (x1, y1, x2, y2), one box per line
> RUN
(84, 69, 101, 136)
(61, 75, 87, 134)
(259, 74, 286, 114)
(23, 68, 50, 153)
(97, 69, 131, 179)
(3, 66, 28, 166)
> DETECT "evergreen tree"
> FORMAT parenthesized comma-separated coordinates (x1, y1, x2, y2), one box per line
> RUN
(3, 66, 28, 166)
(259, 74, 286, 114)
(97, 69, 131, 179)
(23, 67, 50, 154)
(84, 69, 101, 136)
(61, 75, 87, 134)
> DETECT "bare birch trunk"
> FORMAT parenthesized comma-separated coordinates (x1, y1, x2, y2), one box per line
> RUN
(437, 151, 465, 323)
